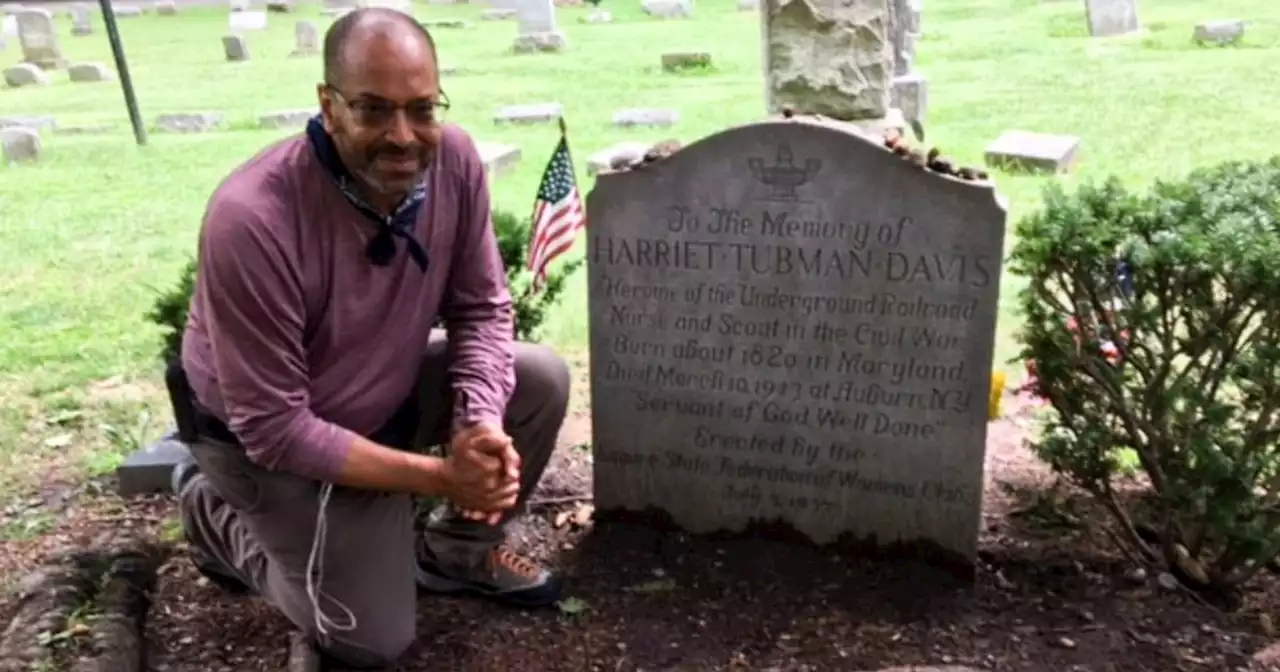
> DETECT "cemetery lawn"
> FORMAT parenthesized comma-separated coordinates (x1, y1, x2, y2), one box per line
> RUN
(1, 0, 1280, 668)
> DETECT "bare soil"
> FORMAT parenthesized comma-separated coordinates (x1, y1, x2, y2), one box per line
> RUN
(4, 395, 1280, 671)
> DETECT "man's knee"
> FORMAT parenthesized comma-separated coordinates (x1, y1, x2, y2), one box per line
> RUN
(319, 616, 416, 669)
(514, 342, 571, 412)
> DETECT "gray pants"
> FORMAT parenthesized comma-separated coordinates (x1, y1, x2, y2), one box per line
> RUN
(178, 336, 570, 667)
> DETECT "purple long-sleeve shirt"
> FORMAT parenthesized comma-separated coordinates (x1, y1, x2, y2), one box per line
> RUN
(181, 124, 516, 480)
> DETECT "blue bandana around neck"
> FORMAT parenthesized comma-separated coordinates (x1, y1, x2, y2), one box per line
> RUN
(305, 114, 429, 271)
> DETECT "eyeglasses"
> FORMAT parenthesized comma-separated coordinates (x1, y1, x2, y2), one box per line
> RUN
(326, 84, 451, 128)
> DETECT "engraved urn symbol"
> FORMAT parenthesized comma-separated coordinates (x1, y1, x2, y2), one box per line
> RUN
(747, 144, 823, 203)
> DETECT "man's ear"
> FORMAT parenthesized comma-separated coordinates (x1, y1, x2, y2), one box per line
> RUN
(317, 84, 338, 133)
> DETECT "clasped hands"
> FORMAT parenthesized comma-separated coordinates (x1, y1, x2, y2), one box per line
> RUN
(442, 422, 521, 526)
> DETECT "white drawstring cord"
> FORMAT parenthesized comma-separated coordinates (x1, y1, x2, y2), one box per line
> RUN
(305, 482, 358, 646)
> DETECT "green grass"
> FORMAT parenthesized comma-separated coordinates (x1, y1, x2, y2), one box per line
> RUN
(1, 0, 1279, 496)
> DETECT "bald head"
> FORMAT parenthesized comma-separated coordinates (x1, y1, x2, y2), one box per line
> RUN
(322, 8, 437, 89)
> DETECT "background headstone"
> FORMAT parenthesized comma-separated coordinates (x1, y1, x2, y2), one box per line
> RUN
(585, 119, 1008, 568)
(70, 5, 92, 34)
(15, 8, 63, 69)
(984, 130, 1080, 174)
(763, 0, 891, 123)
(228, 9, 267, 31)
(3, 62, 45, 86)
(1, 126, 41, 163)
(1193, 19, 1243, 45)
(117, 432, 191, 496)
(512, 0, 566, 53)
(223, 34, 250, 61)
(155, 0, 177, 15)
(1084, 0, 1139, 37)
(291, 20, 318, 57)
(68, 61, 113, 82)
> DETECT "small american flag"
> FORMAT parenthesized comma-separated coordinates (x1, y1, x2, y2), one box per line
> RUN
(526, 129, 585, 288)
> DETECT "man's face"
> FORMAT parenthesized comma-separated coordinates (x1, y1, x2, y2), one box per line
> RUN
(317, 30, 444, 203)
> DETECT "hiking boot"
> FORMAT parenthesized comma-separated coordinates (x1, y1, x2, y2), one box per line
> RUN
(171, 457, 253, 596)
(416, 543, 564, 608)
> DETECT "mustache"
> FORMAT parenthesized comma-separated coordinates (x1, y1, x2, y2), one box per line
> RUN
(367, 142, 433, 163)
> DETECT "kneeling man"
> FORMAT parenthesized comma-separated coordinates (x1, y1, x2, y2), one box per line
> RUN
(172, 8, 569, 668)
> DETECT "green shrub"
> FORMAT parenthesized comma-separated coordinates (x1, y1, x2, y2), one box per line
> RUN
(147, 209, 582, 363)
(1009, 157, 1280, 596)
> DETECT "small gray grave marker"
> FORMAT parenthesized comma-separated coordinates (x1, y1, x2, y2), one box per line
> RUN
(586, 119, 1008, 570)
(155, 112, 226, 133)
(478, 142, 521, 176)
(612, 108, 679, 128)
(259, 109, 314, 129)
(1084, 0, 1139, 37)
(117, 433, 191, 496)
(641, 0, 691, 18)
(70, 5, 92, 34)
(493, 102, 563, 125)
(223, 34, 250, 61)
(68, 61, 113, 82)
(291, 20, 318, 57)
(1, 126, 40, 163)
(513, 0, 565, 53)
(1193, 19, 1243, 45)
(3, 61, 45, 86)
(482, 8, 515, 19)
(984, 130, 1080, 174)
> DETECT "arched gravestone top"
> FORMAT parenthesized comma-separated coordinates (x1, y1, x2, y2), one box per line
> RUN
(584, 119, 1008, 570)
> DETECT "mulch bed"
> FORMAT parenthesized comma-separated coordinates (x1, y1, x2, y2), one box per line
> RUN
(5, 400, 1280, 671)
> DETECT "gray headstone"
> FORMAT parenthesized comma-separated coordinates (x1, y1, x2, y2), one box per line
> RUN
(422, 18, 470, 28)
(641, 0, 691, 18)
(229, 9, 267, 30)
(259, 109, 314, 129)
(477, 142, 521, 176)
(1, 126, 41, 163)
(891, 73, 927, 123)
(1084, 0, 1139, 37)
(68, 61, 113, 82)
(513, 0, 565, 53)
(69, 5, 92, 34)
(613, 108, 679, 128)
(661, 51, 711, 71)
(764, 0, 889, 120)
(114, 5, 143, 17)
(15, 8, 63, 69)
(587, 141, 649, 175)
(155, 112, 226, 133)
(291, 20, 318, 57)
(494, 102, 563, 125)
(0, 114, 55, 130)
(117, 434, 191, 496)
(155, 0, 177, 15)
(3, 62, 45, 86)
(580, 9, 610, 22)
(585, 119, 1007, 568)
(1193, 19, 1243, 45)
(984, 130, 1080, 174)
(483, 8, 516, 19)
(223, 34, 250, 61)
(736, 0, 756, 10)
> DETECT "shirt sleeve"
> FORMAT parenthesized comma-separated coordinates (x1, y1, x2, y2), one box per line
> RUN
(197, 194, 356, 479)
(439, 133, 517, 432)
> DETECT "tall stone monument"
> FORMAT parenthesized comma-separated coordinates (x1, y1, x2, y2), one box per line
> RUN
(586, 119, 1008, 569)
(760, 0, 899, 133)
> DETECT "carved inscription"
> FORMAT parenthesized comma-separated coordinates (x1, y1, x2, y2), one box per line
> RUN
(587, 124, 1007, 559)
